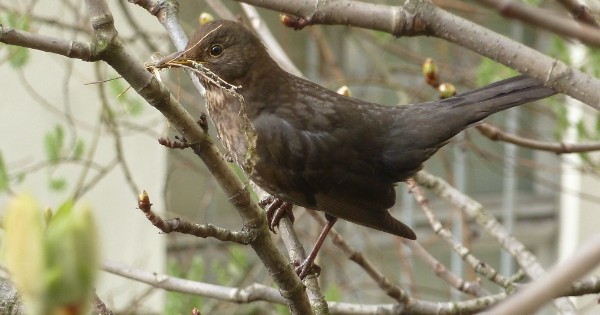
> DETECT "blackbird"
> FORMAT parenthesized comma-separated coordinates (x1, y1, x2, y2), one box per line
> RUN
(170, 20, 555, 277)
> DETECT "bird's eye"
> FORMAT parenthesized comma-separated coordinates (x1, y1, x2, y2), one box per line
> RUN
(210, 44, 223, 57)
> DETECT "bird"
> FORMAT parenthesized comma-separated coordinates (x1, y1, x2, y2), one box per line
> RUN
(166, 19, 556, 278)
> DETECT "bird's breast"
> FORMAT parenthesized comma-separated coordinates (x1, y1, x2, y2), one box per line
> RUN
(205, 88, 258, 174)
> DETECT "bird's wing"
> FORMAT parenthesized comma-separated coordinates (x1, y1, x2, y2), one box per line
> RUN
(251, 109, 416, 239)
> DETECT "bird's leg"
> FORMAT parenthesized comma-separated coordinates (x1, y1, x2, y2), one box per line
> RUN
(295, 214, 338, 279)
(258, 196, 294, 233)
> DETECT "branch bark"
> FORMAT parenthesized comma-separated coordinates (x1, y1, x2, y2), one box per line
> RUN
(413, 170, 578, 313)
(0, 0, 312, 312)
(82, 0, 311, 312)
(488, 233, 600, 314)
(476, 0, 600, 46)
(476, 123, 600, 154)
(233, 0, 600, 108)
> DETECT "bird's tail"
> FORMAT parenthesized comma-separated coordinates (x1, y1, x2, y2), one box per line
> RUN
(444, 75, 556, 126)
(384, 75, 556, 183)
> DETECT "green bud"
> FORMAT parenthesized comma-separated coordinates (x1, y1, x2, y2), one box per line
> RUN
(4, 194, 47, 314)
(199, 12, 214, 26)
(3, 195, 99, 315)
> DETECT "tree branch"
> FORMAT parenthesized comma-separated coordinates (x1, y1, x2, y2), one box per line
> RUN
(555, 0, 599, 27)
(413, 170, 578, 313)
(476, 122, 600, 154)
(307, 210, 410, 303)
(137, 191, 251, 243)
(233, 0, 600, 109)
(476, 0, 600, 45)
(102, 260, 287, 304)
(488, 233, 600, 314)
(6, 0, 317, 312)
(407, 179, 517, 291)
(101, 260, 513, 314)
(0, 26, 95, 61)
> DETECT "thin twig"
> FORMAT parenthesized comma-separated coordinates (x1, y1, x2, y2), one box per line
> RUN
(136, 190, 251, 243)
(476, 122, 600, 154)
(555, 0, 599, 27)
(407, 179, 517, 291)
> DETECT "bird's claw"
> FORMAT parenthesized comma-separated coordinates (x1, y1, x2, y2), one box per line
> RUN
(258, 196, 294, 233)
(293, 259, 321, 279)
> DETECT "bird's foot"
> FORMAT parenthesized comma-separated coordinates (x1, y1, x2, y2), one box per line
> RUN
(293, 258, 321, 280)
(258, 196, 294, 233)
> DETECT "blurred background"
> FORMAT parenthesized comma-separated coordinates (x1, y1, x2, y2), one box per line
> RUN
(1, 0, 599, 314)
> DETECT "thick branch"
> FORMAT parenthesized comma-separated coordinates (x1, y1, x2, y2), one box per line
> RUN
(488, 233, 600, 314)
(0, 26, 95, 61)
(476, 0, 600, 45)
(35, 0, 313, 313)
(234, 0, 600, 108)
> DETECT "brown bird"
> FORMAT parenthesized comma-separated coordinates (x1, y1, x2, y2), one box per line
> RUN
(169, 20, 555, 277)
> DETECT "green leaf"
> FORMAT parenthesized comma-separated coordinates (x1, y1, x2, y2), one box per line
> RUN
(0, 152, 8, 192)
(580, 152, 591, 164)
(374, 30, 392, 41)
(16, 172, 26, 184)
(187, 256, 204, 281)
(8, 45, 30, 69)
(7, 11, 30, 29)
(6, 12, 31, 68)
(595, 113, 600, 140)
(576, 120, 590, 140)
(552, 103, 568, 140)
(44, 202, 99, 314)
(165, 258, 205, 314)
(44, 125, 65, 164)
(213, 259, 229, 284)
(108, 77, 126, 98)
(4, 195, 99, 315)
(549, 36, 570, 64)
(72, 139, 85, 160)
(108, 78, 144, 116)
(127, 100, 144, 116)
(523, 0, 543, 6)
(324, 284, 342, 302)
(476, 57, 517, 86)
(586, 48, 600, 78)
(227, 246, 248, 277)
(52, 199, 75, 222)
(48, 177, 67, 192)
(4, 194, 46, 314)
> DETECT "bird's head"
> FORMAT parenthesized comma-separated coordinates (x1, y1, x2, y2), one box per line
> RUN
(170, 20, 273, 87)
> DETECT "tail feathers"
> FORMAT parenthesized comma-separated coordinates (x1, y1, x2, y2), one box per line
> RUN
(315, 193, 417, 240)
(445, 75, 556, 123)
(378, 212, 417, 240)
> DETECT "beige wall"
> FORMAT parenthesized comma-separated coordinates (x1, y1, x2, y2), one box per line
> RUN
(0, 0, 169, 312)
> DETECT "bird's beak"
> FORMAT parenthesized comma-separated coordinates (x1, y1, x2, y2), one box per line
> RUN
(153, 50, 192, 68)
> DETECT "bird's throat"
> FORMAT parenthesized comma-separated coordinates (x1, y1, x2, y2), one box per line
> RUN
(204, 85, 259, 176)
